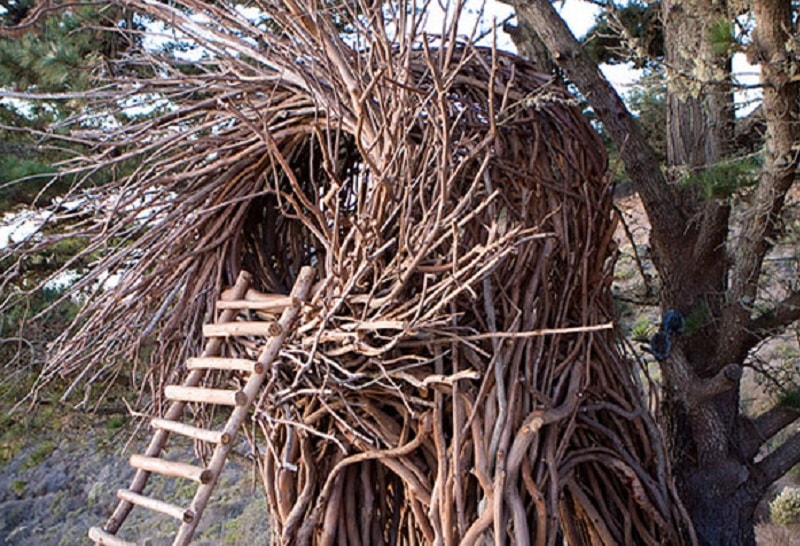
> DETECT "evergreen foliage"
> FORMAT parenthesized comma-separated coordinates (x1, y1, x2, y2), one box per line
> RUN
(0, 4, 134, 208)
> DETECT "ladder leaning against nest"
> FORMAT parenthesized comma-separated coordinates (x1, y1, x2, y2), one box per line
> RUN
(89, 266, 316, 546)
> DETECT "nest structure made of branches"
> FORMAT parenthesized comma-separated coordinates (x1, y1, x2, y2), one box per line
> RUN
(1, 1, 693, 544)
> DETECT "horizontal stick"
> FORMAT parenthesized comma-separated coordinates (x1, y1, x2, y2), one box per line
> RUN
(203, 321, 283, 338)
(216, 295, 295, 311)
(436, 322, 616, 342)
(185, 357, 263, 374)
(116, 488, 194, 523)
(164, 385, 247, 406)
(219, 286, 291, 302)
(88, 527, 136, 546)
(129, 454, 212, 484)
(150, 418, 228, 445)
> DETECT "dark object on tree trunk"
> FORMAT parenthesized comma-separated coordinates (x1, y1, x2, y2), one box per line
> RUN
(650, 330, 673, 360)
(662, 308, 685, 335)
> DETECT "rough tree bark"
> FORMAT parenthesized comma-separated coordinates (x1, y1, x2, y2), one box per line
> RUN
(507, 0, 800, 544)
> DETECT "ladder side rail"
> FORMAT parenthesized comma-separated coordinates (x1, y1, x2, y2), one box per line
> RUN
(102, 271, 253, 535)
(172, 266, 315, 546)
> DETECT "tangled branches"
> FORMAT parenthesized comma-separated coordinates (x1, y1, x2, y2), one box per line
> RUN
(1, 0, 693, 543)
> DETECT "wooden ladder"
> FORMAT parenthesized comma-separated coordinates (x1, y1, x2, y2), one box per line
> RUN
(89, 266, 315, 546)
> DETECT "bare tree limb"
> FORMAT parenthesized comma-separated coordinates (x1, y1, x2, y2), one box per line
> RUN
(744, 292, 800, 349)
(752, 430, 800, 491)
(740, 405, 800, 459)
(686, 364, 742, 405)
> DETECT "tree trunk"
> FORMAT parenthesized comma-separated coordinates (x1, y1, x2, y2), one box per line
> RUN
(509, 0, 800, 544)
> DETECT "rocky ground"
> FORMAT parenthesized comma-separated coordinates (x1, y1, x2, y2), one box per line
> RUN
(0, 412, 270, 546)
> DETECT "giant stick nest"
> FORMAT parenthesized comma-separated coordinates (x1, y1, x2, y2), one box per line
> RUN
(1, 1, 692, 544)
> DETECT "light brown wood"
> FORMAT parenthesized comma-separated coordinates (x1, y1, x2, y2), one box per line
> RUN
(116, 489, 194, 523)
(129, 454, 212, 483)
(88, 527, 136, 546)
(101, 271, 253, 536)
(219, 286, 293, 303)
(185, 357, 263, 374)
(216, 295, 294, 311)
(164, 385, 247, 406)
(150, 418, 228, 444)
(172, 265, 317, 546)
(202, 321, 283, 338)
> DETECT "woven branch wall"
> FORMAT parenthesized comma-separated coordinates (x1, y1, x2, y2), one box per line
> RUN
(217, 43, 689, 546)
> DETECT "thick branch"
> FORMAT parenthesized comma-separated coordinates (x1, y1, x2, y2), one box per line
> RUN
(508, 0, 687, 250)
(664, 349, 741, 464)
(665, 349, 741, 405)
(753, 405, 800, 442)
(743, 292, 800, 351)
(741, 405, 800, 459)
(686, 364, 742, 404)
(751, 430, 800, 491)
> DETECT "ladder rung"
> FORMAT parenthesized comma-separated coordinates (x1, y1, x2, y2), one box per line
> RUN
(88, 526, 136, 546)
(150, 418, 229, 444)
(216, 295, 294, 311)
(203, 321, 283, 338)
(164, 385, 247, 406)
(186, 357, 263, 374)
(129, 454, 212, 484)
(116, 488, 194, 523)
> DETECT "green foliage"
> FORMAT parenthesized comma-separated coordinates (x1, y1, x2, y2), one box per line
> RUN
(0, 5, 137, 209)
(778, 388, 800, 410)
(708, 18, 736, 56)
(631, 316, 656, 342)
(770, 487, 800, 525)
(23, 440, 57, 469)
(789, 462, 800, 482)
(679, 155, 761, 200)
(0, 283, 81, 345)
(106, 415, 126, 431)
(0, 5, 126, 92)
(11, 480, 27, 496)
